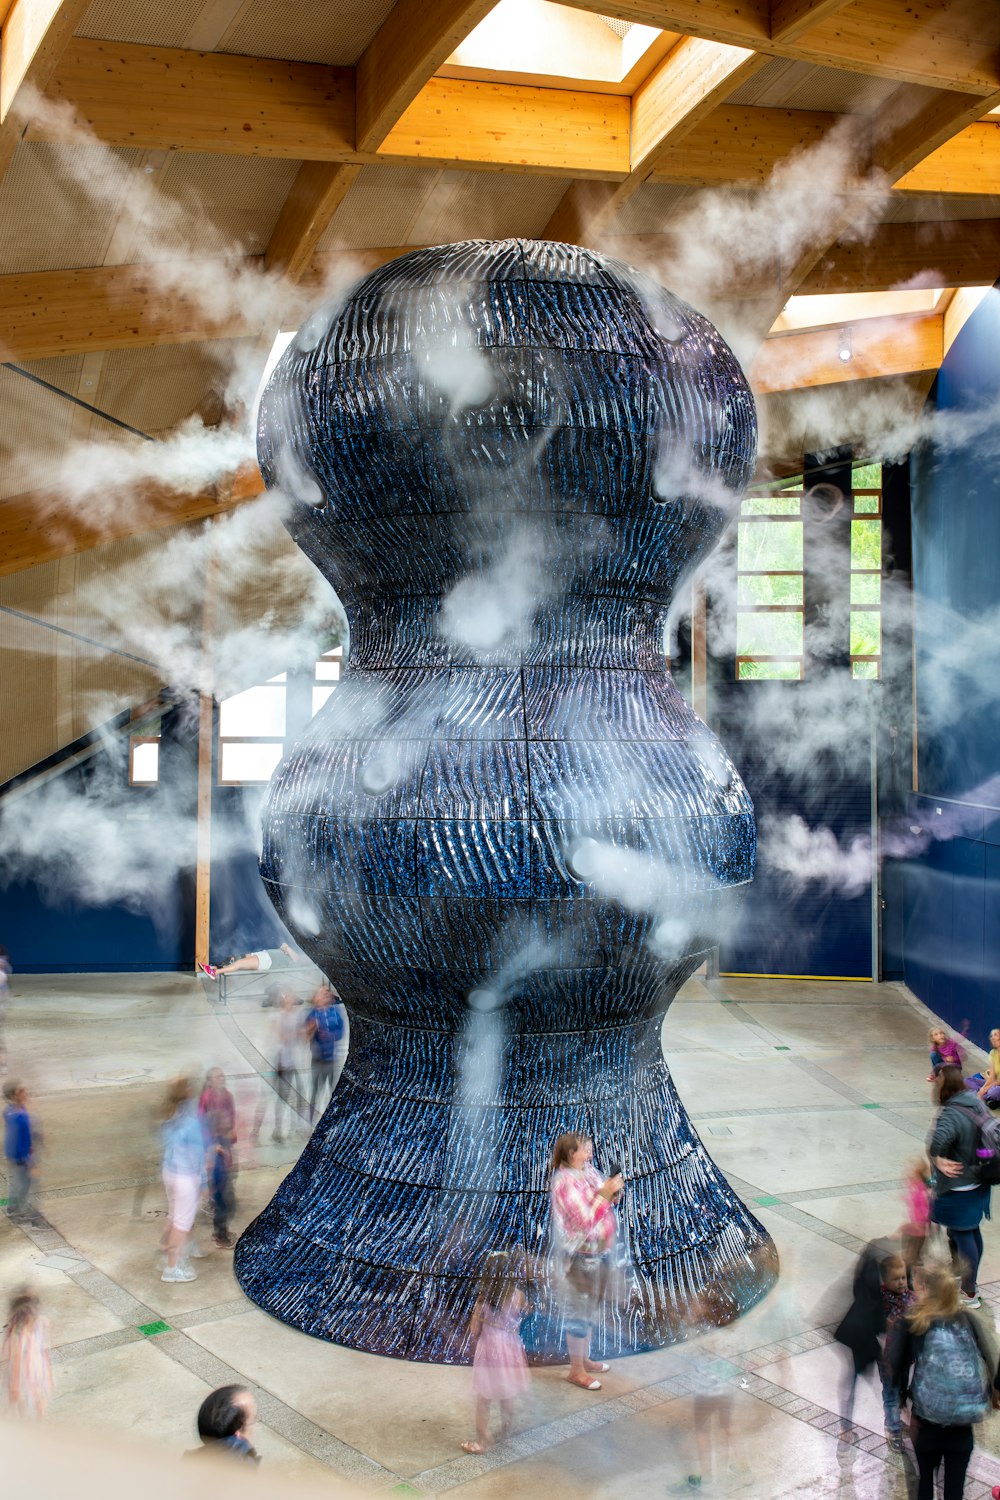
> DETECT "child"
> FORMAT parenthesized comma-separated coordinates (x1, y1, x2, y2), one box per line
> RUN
(928, 1028, 963, 1081)
(1, 1288, 53, 1417)
(3, 1079, 34, 1220)
(878, 1254, 914, 1450)
(977, 1028, 1000, 1106)
(461, 1251, 530, 1454)
(900, 1157, 932, 1272)
(199, 1067, 236, 1249)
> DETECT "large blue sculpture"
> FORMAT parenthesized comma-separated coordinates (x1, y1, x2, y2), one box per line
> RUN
(234, 239, 776, 1361)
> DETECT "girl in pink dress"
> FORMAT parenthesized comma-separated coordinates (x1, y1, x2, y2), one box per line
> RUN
(1, 1288, 53, 1417)
(461, 1251, 530, 1453)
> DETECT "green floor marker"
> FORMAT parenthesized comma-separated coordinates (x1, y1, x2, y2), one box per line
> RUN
(774, 1045, 791, 1051)
(138, 1320, 171, 1337)
(389, 1486, 422, 1495)
(862, 1102, 880, 1109)
(755, 1195, 781, 1206)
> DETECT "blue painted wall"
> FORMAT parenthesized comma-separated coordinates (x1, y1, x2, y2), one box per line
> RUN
(894, 286, 1000, 1046)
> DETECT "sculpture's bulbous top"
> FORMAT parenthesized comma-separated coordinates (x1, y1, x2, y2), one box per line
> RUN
(257, 240, 756, 644)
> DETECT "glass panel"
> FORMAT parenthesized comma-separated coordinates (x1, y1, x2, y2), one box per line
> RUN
(850, 610, 882, 656)
(312, 685, 335, 716)
(737, 574, 803, 606)
(850, 573, 881, 604)
(219, 684, 286, 738)
(852, 660, 879, 679)
(736, 611, 803, 657)
(740, 496, 802, 515)
(852, 461, 882, 489)
(738, 660, 802, 680)
(315, 659, 341, 682)
(850, 519, 881, 570)
(219, 741, 284, 783)
(131, 741, 159, 784)
(737, 520, 803, 573)
(853, 494, 880, 513)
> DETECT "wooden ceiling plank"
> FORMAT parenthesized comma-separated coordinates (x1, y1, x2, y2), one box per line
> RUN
(35, 39, 356, 159)
(355, 0, 499, 153)
(750, 311, 943, 393)
(768, 0, 851, 45)
(264, 163, 362, 280)
(544, 37, 766, 245)
(560, 0, 1000, 94)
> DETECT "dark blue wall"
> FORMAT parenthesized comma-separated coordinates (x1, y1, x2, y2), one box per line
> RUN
(893, 286, 1000, 1045)
(1, 704, 286, 974)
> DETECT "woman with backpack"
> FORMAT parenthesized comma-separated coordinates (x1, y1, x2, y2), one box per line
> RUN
(929, 1066, 994, 1308)
(887, 1264, 1000, 1500)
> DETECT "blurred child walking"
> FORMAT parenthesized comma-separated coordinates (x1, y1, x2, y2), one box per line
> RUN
(1, 1288, 53, 1417)
(462, 1251, 530, 1453)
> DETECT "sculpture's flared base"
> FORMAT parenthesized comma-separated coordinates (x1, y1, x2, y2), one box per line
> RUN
(235, 1010, 777, 1361)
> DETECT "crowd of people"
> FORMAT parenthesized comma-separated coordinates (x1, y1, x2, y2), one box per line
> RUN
(5, 958, 1000, 1497)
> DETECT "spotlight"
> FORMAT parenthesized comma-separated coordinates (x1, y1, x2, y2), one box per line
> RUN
(837, 327, 853, 363)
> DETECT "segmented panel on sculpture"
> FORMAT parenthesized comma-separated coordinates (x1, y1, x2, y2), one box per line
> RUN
(234, 239, 777, 1361)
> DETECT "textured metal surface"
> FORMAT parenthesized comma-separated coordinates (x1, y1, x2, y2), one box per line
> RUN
(236, 238, 776, 1361)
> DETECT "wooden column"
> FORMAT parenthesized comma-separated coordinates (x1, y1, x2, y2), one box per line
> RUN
(194, 527, 218, 971)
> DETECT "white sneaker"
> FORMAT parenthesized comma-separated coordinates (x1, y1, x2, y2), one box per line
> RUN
(961, 1291, 982, 1309)
(161, 1264, 197, 1282)
(186, 1241, 207, 1260)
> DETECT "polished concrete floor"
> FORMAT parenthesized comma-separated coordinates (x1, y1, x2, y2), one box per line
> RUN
(4, 971, 1000, 1497)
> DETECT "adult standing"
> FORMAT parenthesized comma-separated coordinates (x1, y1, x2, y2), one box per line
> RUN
(549, 1132, 622, 1391)
(929, 1066, 991, 1308)
(160, 1077, 207, 1282)
(305, 986, 345, 1123)
(888, 1264, 1000, 1500)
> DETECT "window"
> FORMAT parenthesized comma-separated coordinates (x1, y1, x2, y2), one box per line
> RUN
(218, 647, 343, 784)
(219, 673, 288, 784)
(129, 736, 160, 785)
(735, 479, 804, 680)
(850, 461, 883, 679)
(312, 646, 342, 717)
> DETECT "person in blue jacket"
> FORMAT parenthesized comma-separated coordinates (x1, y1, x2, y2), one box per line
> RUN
(3, 1079, 34, 1219)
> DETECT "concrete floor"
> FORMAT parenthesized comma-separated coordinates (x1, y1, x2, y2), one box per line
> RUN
(4, 971, 1000, 1497)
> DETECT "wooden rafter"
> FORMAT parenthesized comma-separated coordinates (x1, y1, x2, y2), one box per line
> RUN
(750, 311, 943, 393)
(0, 0, 91, 180)
(3, 218, 998, 362)
(768, 0, 852, 46)
(0, 459, 264, 579)
(545, 37, 765, 244)
(558, 0, 1000, 95)
(268, 0, 505, 285)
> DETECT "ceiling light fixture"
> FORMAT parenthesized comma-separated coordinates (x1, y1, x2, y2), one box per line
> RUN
(837, 327, 853, 363)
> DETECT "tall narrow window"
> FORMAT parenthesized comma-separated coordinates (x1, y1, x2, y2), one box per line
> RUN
(735, 480, 804, 680)
(850, 461, 882, 679)
(218, 673, 287, 784)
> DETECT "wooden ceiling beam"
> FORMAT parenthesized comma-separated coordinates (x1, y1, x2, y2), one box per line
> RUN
(3, 218, 998, 362)
(544, 37, 765, 244)
(0, 0, 91, 181)
(647, 103, 859, 186)
(355, 0, 498, 153)
(265, 0, 503, 283)
(0, 459, 264, 579)
(381, 76, 630, 175)
(264, 163, 361, 279)
(558, 0, 1000, 95)
(0, 260, 268, 360)
(768, 0, 851, 46)
(750, 311, 943, 393)
(893, 120, 1000, 196)
(36, 39, 356, 158)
